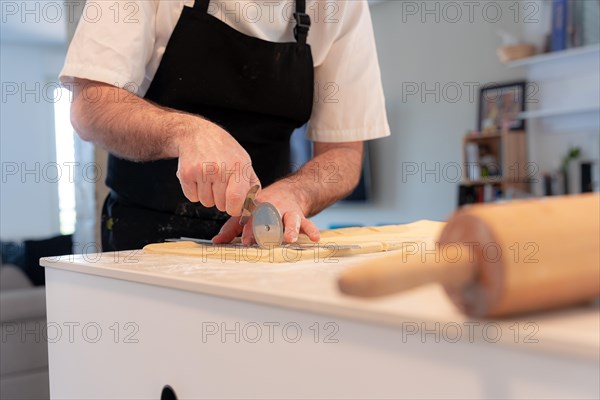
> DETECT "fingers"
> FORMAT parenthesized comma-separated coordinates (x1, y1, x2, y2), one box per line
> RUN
(183, 162, 260, 216)
(225, 165, 261, 216)
(176, 167, 199, 203)
(282, 212, 321, 243)
(225, 177, 249, 217)
(212, 217, 243, 244)
(282, 211, 302, 243)
(198, 161, 219, 208)
(213, 214, 319, 246)
(175, 124, 259, 215)
(197, 176, 215, 208)
(179, 179, 199, 203)
(241, 221, 255, 246)
(300, 218, 320, 242)
(246, 168, 261, 189)
(212, 179, 227, 212)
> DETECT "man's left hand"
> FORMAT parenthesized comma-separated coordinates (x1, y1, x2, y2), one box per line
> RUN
(212, 183, 320, 246)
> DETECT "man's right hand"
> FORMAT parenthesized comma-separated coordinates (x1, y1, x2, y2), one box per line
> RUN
(174, 119, 260, 217)
(69, 78, 260, 217)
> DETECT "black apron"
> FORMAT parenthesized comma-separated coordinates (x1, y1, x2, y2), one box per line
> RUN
(102, 0, 314, 251)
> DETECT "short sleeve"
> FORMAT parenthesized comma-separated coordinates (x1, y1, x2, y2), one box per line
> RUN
(307, 1, 390, 143)
(59, 0, 158, 95)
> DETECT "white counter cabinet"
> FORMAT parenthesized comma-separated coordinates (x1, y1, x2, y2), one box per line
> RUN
(41, 250, 599, 399)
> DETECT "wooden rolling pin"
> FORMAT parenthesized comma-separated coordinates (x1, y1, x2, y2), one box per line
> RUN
(338, 194, 600, 318)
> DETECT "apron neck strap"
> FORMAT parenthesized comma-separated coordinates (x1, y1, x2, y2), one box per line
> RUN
(193, 0, 311, 44)
(293, 0, 311, 44)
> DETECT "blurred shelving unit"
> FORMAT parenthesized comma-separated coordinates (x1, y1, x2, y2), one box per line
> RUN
(507, 44, 600, 196)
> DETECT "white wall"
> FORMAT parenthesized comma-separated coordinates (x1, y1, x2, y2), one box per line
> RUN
(0, 43, 66, 240)
(312, 0, 527, 228)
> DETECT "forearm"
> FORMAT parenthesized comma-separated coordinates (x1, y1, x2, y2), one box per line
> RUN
(70, 78, 201, 161)
(70, 79, 260, 215)
(279, 141, 364, 217)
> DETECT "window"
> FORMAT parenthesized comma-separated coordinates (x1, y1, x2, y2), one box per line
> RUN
(53, 87, 76, 235)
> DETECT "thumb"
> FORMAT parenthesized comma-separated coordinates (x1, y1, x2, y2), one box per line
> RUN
(212, 217, 243, 244)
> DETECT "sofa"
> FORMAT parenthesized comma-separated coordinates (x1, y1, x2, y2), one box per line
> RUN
(0, 265, 49, 399)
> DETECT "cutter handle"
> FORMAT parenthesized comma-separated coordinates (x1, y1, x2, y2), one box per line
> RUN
(240, 185, 261, 226)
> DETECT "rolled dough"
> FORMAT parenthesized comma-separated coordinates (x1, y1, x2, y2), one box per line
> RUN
(143, 220, 445, 263)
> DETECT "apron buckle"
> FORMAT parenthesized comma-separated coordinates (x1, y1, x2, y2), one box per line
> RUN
(293, 12, 311, 43)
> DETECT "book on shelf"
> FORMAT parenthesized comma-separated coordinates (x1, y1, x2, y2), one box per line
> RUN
(552, 0, 568, 51)
(483, 184, 494, 203)
(552, 0, 600, 52)
(567, 0, 578, 49)
(458, 184, 504, 207)
(465, 142, 480, 181)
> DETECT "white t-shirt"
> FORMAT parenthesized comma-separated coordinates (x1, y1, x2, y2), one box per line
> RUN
(60, 0, 390, 142)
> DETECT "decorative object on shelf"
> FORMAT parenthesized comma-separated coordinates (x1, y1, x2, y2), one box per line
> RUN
(497, 44, 536, 63)
(543, 171, 566, 196)
(543, 147, 583, 196)
(479, 144, 499, 177)
(580, 161, 599, 193)
(478, 81, 526, 133)
(560, 146, 581, 194)
(495, 30, 535, 63)
(561, 147, 581, 171)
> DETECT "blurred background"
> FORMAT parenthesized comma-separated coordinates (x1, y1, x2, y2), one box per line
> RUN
(2, 0, 599, 242)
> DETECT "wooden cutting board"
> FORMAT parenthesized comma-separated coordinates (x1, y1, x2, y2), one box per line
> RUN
(143, 220, 446, 263)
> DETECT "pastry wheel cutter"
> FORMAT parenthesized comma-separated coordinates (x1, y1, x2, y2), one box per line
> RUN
(167, 185, 359, 250)
(239, 185, 283, 248)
